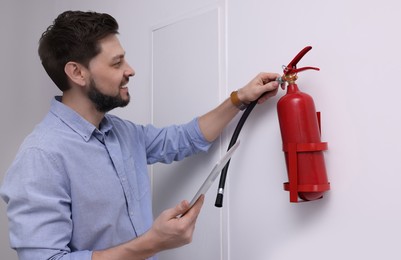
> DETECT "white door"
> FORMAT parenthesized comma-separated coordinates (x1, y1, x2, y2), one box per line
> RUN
(149, 2, 228, 260)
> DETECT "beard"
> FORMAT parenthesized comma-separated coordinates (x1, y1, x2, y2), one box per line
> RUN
(87, 78, 130, 113)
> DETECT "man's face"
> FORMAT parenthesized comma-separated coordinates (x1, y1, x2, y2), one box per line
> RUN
(86, 34, 135, 113)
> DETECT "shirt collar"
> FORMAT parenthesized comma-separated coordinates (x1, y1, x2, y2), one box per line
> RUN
(50, 96, 113, 142)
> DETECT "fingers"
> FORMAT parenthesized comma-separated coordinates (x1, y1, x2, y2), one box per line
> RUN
(165, 200, 190, 219)
(185, 195, 204, 218)
(167, 194, 205, 220)
(257, 87, 279, 104)
(149, 196, 205, 251)
(242, 72, 285, 103)
(179, 195, 205, 219)
(259, 72, 281, 84)
(265, 80, 279, 91)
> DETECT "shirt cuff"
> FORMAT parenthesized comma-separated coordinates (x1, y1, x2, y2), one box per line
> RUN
(192, 117, 214, 152)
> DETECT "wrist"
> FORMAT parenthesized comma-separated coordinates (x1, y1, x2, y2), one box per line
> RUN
(92, 231, 159, 260)
(136, 230, 160, 256)
(230, 90, 248, 110)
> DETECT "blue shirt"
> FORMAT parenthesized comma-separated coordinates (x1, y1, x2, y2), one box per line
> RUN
(0, 96, 212, 260)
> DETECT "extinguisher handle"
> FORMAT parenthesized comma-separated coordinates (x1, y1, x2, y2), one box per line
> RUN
(283, 46, 320, 76)
(286, 46, 312, 69)
(286, 66, 320, 74)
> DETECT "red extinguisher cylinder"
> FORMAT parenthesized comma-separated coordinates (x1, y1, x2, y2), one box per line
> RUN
(277, 83, 329, 201)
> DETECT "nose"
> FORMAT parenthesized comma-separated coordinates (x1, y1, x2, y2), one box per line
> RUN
(125, 62, 135, 78)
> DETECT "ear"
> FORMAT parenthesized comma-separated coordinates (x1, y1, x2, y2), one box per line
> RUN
(64, 62, 88, 87)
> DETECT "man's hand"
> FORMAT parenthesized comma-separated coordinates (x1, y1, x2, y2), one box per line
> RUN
(92, 195, 204, 260)
(237, 72, 285, 104)
(146, 195, 205, 251)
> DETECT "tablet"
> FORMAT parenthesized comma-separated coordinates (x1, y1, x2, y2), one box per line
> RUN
(181, 140, 240, 216)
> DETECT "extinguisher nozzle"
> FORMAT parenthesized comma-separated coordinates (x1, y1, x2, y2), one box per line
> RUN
(215, 193, 223, 208)
(276, 76, 285, 85)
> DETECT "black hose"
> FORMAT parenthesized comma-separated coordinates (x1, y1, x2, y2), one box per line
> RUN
(214, 99, 258, 207)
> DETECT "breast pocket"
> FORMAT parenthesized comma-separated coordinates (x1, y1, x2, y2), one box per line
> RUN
(124, 155, 150, 200)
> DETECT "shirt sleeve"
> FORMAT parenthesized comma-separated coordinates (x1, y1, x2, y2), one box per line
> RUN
(0, 147, 92, 260)
(143, 117, 213, 164)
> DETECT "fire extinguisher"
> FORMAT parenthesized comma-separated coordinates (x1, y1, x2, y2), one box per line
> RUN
(277, 46, 330, 202)
(215, 46, 330, 207)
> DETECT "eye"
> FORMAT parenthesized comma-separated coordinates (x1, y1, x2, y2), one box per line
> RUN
(113, 61, 122, 67)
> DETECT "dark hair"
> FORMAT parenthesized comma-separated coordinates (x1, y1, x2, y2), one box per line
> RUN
(38, 11, 119, 91)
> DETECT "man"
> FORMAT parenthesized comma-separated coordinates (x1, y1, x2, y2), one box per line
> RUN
(0, 10, 282, 260)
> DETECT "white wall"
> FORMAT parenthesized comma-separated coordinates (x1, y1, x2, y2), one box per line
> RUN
(1, 0, 401, 260)
(0, 1, 57, 259)
(227, 0, 401, 259)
